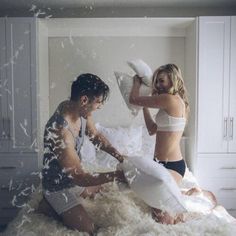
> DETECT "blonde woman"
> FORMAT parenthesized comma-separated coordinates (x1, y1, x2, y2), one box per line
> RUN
(129, 64, 216, 224)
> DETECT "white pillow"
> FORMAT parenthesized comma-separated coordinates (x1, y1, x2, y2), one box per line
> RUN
(114, 71, 151, 116)
(96, 123, 142, 156)
(80, 136, 96, 163)
(127, 59, 153, 87)
(141, 126, 156, 159)
(94, 124, 143, 169)
(120, 155, 187, 214)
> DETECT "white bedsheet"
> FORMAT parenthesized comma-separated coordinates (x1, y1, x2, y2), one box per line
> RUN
(3, 125, 236, 235)
(2, 167, 236, 236)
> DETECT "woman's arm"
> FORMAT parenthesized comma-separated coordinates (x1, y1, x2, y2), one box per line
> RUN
(129, 75, 170, 109)
(143, 107, 157, 136)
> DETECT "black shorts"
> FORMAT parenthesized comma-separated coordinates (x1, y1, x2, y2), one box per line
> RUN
(154, 158, 186, 177)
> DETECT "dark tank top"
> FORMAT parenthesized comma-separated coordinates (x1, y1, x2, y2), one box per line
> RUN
(42, 102, 86, 192)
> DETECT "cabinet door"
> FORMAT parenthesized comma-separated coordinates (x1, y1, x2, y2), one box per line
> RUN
(229, 16, 236, 152)
(5, 18, 37, 152)
(198, 17, 230, 153)
(0, 18, 9, 152)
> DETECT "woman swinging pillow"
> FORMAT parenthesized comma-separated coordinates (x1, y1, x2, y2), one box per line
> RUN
(129, 63, 216, 224)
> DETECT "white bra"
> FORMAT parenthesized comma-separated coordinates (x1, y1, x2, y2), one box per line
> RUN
(155, 97, 186, 132)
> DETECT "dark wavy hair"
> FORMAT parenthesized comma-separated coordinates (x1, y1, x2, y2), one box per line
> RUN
(70, 73, 110, 103)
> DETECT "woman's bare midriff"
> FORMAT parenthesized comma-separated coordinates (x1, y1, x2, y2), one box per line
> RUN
(154, 131, 184, 184)
(154, 131, 183, 161)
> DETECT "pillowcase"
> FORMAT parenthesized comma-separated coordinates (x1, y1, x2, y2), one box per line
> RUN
(94, 124, 143, 170)
(96, 123, 142, 156)
(141, 126, 156, 159)
(127, 59, 153, 87)
(80, 136, 97, 163)
(114, 71, 151, 116)
(120, 155, 187, 214)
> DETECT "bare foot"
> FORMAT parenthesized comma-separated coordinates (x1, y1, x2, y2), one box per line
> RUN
(201, 190, 217, 207)
(183, 187, 202, 196)
(183, 187, 217, 208)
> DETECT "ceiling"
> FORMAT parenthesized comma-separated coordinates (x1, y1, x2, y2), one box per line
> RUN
(0, 0, 236, 17)
(0, 0, 236, 8)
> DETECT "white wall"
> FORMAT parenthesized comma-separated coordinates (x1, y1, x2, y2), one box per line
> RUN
(48, 36, 185, 127)
(184, 21, 198, 171)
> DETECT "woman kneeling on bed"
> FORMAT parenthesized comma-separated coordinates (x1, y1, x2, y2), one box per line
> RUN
(129, 63, 216, 224)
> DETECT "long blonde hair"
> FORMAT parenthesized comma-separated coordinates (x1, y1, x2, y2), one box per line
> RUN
(152, 64, 190, 117)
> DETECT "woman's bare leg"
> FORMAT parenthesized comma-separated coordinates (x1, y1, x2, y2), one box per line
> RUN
(183, 187, 217, 208)
(168, 169, 183, 185)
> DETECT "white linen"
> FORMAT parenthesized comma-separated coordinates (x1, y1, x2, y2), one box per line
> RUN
(4, 173, 236, 236)
(4, 125, 236, 236)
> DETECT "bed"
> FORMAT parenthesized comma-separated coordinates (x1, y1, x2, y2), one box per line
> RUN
(3, 125, 236, 236)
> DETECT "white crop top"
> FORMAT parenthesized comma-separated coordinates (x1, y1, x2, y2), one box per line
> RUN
(155, 98, 186, 132)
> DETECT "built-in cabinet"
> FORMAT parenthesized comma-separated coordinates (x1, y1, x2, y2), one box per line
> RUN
(0, 18, 38, 153)
(197, 16, 236, 153)
(0, 19, 8, 153)
(229, 16, 236, 153)
(196, 16, 236, 217)
(0, 17, 39, 226)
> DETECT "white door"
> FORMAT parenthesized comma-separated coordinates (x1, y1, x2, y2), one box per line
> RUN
(229, 16, 236, 152)
(198, 17, 230, 153)
(6, 18, 37, 152)
(0, 18, 9, 152)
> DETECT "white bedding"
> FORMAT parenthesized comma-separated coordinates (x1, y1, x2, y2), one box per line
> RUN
(3, 171, 236, 236)
(2, 125, 236, 236)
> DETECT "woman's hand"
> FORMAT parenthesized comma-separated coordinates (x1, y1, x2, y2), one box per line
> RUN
(130, 75, 142, 104)
(133, 75, 142, 87)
